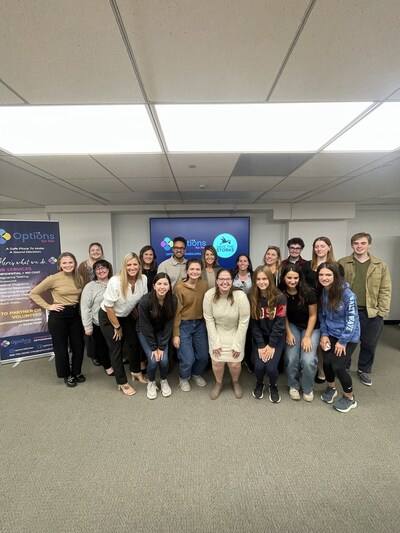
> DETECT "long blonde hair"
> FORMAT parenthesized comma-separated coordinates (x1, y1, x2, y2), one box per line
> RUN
(57, 252, 84, 289)
(119, 252, 142, 299)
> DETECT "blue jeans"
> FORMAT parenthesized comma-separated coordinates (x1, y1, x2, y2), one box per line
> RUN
(138, 331, 169, 381)
(284, 325, 319, 394)
(358, 310, 384, 373)
(177, 320, 209, 380)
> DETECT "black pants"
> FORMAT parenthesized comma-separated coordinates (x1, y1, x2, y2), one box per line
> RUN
(92, 324, 111, 370)
(99, 309, 140, 385)
(323, 336, 358, 393)
(47, 306, 84, 379)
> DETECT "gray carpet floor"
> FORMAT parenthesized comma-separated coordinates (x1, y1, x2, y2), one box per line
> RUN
(1, 325, 399, 533)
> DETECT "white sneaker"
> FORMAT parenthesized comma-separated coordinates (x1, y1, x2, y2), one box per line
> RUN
(303, 391, 314, 402)
(289, 387, 301, 401)
(147, 381, 158, 400)
(160, 379, 172, 397)
(192, 374, 207, 387)
(179, 379, 191, 392)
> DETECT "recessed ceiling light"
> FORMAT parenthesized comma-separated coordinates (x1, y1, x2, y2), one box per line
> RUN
(0, 105, 162, 154)
(155, 103, 371, 152)
(324, 102, 400, 151)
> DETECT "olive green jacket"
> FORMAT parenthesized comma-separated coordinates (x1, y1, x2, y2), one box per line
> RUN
(338, 254, 391, 318)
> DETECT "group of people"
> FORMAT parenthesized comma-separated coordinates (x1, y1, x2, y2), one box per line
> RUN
(28, 232, 391, 414)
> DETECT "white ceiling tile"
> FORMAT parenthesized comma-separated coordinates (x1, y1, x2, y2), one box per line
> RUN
(271, 0, 400, 101)
(273, 177, 337, 191)
(168, 154, 239, 178)
(17, 155, 114, 179)
(0, 82, 24, 104)
(65, 178, 129, 193)
(101, 192, 182, 204)
(305, 167, 400, 202)
(176, 177, 229, 192)
(226, 176, 282, 191)
(93, 155, 172, 178)
(290, 153, 389, 178)
(257, 190, 305, 201)
(120, 177, 178, 192)
(0, 0, 143, 104)
(119, 0, 310, 102)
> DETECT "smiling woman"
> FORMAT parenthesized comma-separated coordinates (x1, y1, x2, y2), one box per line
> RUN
(29, 252, 85, 387)
(98, 252, 148, 396)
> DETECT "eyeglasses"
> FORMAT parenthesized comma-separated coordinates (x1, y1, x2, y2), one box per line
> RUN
(289, 247, 302, 251)
(173, 246, 185, 251)
(218, 278, 232, 283)
(95, 266, 108, 271)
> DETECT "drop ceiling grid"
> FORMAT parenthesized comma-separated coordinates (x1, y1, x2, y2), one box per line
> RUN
(270, 0, 400, 101)
(0, 0, 144, 104)
(118, 0, 310, 102)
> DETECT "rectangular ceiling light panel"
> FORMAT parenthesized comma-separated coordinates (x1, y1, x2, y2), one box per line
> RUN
(155, 103, 371, 152)
(324, 102, 400, 151)
(0, 105, 162, 154)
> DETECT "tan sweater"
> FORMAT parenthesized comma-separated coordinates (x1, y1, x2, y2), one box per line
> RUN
(29, 271, 82, 310)
(173, 279, 208, 337)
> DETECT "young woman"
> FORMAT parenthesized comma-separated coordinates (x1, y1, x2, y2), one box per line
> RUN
(78, 242, 108, 286)
(201, 245, 221, 288)
(302, 237, 344, 383)
(263, 246, 281, 285)
(301, 237, 343, 288)
(98, 252, 148, 396)
(232, 254, 253, 295)
(316, 262, 360, 413)
(139, 245, 158, 292)
(29, 252, 85, 387)
(80, 259, 114, 376)
(137, 273, 177, 400)
(279, 264, 319, 402)
(203, 269, 250, 400)
(173, 259, 209, 392)
(249, 265, 287, 403)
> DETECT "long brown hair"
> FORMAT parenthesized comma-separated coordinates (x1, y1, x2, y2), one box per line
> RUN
(57, 252, 84, 289)
(249, 265, 282, 319)
(150, 273, 175, 320)
(316, 262, 344, 310)
(201, 245, 220, 270)
(311, 237, 336, 270)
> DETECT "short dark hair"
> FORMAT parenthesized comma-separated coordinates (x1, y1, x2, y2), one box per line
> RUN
(287, 237, 305, 249)
(93, 259, 113, 280)
(173, 236, 187, 247)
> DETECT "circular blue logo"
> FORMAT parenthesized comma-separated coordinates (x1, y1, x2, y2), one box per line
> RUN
(213, 233, 238, 259)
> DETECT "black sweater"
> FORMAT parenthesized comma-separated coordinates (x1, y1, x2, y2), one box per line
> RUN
(250, 294, 287, 348)
(136, 292, 177, 351)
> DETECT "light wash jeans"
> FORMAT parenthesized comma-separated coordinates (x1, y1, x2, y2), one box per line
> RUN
(177, 319, 209, 380)
(138, 331, 169, 381)
(285, 325, 319, 394)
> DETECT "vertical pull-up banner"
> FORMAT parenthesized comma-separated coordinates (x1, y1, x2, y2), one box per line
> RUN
(0, 220, 60, 363)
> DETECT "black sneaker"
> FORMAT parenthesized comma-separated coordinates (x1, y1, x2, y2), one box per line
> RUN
(269, 385, 281, 403)
(252, 382, 264, 399)
(64, 376, 77, 388)
(74, 374, 86, 383)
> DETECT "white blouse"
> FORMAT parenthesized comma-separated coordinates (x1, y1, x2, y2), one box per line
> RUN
(100, 275, 148, 317)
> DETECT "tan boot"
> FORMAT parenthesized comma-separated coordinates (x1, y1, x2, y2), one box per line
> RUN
(210, 382, 223, 400)
(232, 380, 243, 399)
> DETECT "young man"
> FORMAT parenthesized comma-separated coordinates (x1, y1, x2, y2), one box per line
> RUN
(157, 236, 188, 289)
(280, 237, 307, 268)
(338, 233, 392, 386)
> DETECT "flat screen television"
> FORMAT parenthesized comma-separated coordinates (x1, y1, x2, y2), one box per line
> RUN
(150, 217, 250, 269)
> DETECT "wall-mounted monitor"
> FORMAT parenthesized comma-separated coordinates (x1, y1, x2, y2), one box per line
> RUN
(150, 217, 250, 269)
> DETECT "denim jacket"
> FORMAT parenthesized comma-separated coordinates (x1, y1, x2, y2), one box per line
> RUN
(318, 284, 360, 345)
